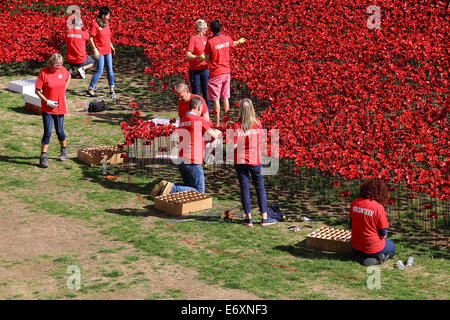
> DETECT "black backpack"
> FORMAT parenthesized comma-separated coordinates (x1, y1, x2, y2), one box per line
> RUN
(267, 203, 285, 222)
(88, 100, 108, 112)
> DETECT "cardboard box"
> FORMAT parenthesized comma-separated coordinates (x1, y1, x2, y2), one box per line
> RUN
(305, 226, 352, 254)
(77, 146, 124, 166)
(154, 190, 212, 215)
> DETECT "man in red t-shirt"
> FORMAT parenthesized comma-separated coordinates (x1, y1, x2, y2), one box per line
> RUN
(204, 19, 245, 126)
(349, 178, 396, 266)
(175, 83, 210, 122)
(65, 19, 94, 79)
(150, 97, 220, 198)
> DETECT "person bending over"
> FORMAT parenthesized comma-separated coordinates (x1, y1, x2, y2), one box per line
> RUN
(151, 97, 221, 198)
(175, 82, 210, 122)
(65, 18, 94, 79)
(349, 178, 396, 266)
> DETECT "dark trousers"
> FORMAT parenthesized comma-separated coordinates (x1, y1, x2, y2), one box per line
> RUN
(189, 68, 210, 111)
(41, 112, 65, 145)
(171, 162, 205, 194)
(353, 238, 396, 260)
(234, 164, 268, 215)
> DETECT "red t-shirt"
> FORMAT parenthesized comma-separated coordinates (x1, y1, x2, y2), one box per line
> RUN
(349, 198, 389, 254)
(178, 94, 208, 119)
(35, 66, 70, 115)
(65, 29, 90, 64)
(89, 20, 111, 55)
(204, 34, 234, 77)
(233, 121, 263, 165)
(187, 35, 208, 71)
(177, 114, 211, 164)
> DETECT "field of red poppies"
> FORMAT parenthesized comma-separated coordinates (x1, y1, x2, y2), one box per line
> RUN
(1, 1, 448, 224)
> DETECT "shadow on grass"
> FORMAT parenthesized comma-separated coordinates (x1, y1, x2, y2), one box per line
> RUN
(0, 60, 45, 76)
(8, 105, 40, 115)
(275, 239, 354, 262)
(0, 155, 40, 167)
(75, 158, 154, 196)
(388, 232, 449, 259)
(86, 111, 134, 126)
(105, 205, 228, 224)
(277, 234, 448, 261)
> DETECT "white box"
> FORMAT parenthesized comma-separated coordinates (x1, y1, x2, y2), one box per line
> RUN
(150, 117, 179, 127)
(8, 78, 37, 95)
(24, 92, 41, 106)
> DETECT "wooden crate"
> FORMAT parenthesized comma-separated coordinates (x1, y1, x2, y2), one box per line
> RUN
(77, 146, 123, 166)
(154, 190, 212, 216)
(305, 226, 352, 254)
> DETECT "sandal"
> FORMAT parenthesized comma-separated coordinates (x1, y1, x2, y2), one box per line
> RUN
(87, 90, 96, 97)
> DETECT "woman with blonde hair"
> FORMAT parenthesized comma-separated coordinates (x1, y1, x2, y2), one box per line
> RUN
(233, 98, 276, 227)
(186, 19, 210, 110)
(35, 53, 71, 168)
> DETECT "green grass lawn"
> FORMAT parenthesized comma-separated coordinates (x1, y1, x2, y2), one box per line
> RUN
(0, 61, 448, 300)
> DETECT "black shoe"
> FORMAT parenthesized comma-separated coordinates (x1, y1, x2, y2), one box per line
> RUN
(362, 257, 379, 266)
(381, 253, 394, 263)
(59, 148, 68, 161)
(39, 153, 48, 168)
(87, 90, 97, 97)
(377, 253, 386, 265)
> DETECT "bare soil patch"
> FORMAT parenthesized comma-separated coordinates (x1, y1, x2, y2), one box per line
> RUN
(0, 191, 259, 299)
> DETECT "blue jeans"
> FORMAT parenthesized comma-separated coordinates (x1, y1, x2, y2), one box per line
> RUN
(234, 164, 268, 215)
(353, 238, 396, 260)
(41, 112, 65, 145)
(89, 53, 114, 90)
(189, 68, 210, 111)
(171, 162, 205, 194)
(70, 55, 95, 69)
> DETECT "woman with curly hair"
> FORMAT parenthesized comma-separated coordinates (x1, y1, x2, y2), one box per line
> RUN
(349, 178, 395, 266)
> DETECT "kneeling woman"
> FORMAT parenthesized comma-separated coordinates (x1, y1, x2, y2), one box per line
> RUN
(35, 53, 71, 168)
(349, 178, 396, 266)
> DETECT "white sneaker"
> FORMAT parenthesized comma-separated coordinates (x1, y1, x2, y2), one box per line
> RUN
(111, 91, 117, 103)
(78, 67, 86, 79)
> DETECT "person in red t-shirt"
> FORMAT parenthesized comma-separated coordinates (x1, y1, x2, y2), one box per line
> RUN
(204, 19, 246, 126)
(151, 97, 221, 198)
(231, 98, 276, 227)
(65, 18, 94, 79)
(87, 6, 116, 100)
(349, 178, 396, 266)
(35, 53, 71, 168)
(175, 83, 210, 122)
(186, 19, 210, 111)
